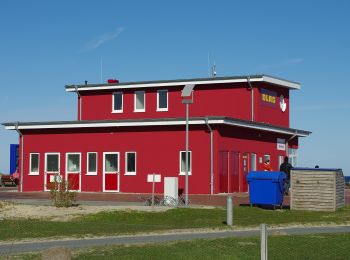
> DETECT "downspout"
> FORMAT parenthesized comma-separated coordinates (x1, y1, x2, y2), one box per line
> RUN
(247, 76, 254, 121)
(15, 122, 23, 192)
(74, 85, 82, 121)
(205, 118, 214, 195)
(286, 132, 298, 156)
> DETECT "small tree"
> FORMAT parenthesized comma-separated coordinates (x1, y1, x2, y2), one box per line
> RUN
(46, 172, 77, 208)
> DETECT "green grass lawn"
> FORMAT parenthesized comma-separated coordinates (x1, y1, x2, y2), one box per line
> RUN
(15, 233, 350, 260)
(1, 206, 350, 241)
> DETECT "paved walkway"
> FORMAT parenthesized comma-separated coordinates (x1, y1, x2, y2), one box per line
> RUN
(1, 225, 350, 255)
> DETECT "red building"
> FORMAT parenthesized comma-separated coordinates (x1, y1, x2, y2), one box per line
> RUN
(3, 75, 310, 194)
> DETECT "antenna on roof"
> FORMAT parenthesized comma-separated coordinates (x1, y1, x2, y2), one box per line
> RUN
(211, 62, 217, 78)
(207, 53, 211, 77)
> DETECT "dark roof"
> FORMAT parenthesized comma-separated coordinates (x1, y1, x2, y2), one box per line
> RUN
(65, 74, 300, 91)
(2, 116, 311, 137)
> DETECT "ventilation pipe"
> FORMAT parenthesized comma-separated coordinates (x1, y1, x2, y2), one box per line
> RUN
(15, 122, 23, 192)
(74, 85, 82, 121)
(247, 76, 254, 121)
(205, 118, 214, 195)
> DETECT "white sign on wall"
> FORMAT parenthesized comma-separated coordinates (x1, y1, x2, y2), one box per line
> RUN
(277, 138, 286, 151)
(147, 174, 161, 183)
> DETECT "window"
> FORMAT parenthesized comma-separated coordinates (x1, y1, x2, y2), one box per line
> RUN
(180, 151, 192, 175)
(250, 153, 257, 171)
(264, 154, 270, 162)
(125, 152, 136, 175)
(288, 148, 298, 167)
(66, 153, 81, 173)
(45, 153, 59, 173)
(87, 152, 97, 175)
(278, 155, 284, 169)
(134, 91, 145, 112)
(29, 153, 39, 175)
(112, 92, 123, 112)
(157, 89, 168, 111)
(104, 153, 119, 173)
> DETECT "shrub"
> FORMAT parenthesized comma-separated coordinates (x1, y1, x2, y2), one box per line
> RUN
(47, 173, 77, 208)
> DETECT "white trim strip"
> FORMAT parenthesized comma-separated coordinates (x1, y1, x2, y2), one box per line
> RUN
(5, 119, 309, 137)
(66, 77, 300, 92)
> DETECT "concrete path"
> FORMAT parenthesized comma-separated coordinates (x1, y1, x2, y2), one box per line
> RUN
(1, 225, 350, 255)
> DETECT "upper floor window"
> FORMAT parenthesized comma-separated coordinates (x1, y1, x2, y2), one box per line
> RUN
(113, 92, 123, 113)
(157, 89, 168, 111)
(134, 91, 145, 112)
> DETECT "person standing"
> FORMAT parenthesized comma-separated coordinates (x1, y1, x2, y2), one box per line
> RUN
(279, 156, 293, 194)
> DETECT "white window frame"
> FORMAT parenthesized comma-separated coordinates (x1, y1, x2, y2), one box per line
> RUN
(250, 153, 257, 171)
(45, 153, 60, 173)
(278, 155, 284, 169)
(29, 153, 40, 175)
(134, 90, 145, 112)
(65, 153, 81, 173)
(87, 152, 98, 175)
(125, 152, 137, 176)
(157, 89, 168, 111)
(179, 151, 192, 175)
(112, 92, 123, 113)
(103, 152, 120, 173)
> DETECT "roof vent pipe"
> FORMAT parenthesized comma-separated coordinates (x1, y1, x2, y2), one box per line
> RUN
(74, 85, 82, 121)
(247, 76, 254, 122)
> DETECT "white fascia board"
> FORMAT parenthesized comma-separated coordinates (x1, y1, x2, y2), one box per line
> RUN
(4, 119, 208, 130)
(66, 78, 262, 92)
(4, 118, 307, 136)
(263, 75, 300, 90)
(222, 119, 308, 137)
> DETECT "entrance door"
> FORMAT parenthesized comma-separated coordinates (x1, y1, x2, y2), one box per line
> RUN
(219, 151, 229, 193)
(103, 152, 120, 192)
(230, 151, 240, 192)
(65, 153, 81, 191)
(219, 151, 240, 193)
(239, 153, 249, 192)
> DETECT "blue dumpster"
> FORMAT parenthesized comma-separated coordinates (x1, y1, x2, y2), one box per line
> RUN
(247, 171, 286, 207)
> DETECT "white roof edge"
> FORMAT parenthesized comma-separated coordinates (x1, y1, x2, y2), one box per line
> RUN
(4, 119, 308, 137)
(66, 75, 301, 92)
(263, 75, 300, 90)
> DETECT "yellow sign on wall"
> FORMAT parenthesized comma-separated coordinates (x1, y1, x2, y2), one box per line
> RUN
(261, 93, 276, 104)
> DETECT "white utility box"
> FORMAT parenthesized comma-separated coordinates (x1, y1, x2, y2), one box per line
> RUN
(164, 177, 178, 205)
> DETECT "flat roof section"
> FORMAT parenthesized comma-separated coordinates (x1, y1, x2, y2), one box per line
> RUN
(65, 74, 301, 92)
(3, 116, 311, 137)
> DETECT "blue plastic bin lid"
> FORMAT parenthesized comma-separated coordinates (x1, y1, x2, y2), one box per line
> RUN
(247, 171, 286, 182)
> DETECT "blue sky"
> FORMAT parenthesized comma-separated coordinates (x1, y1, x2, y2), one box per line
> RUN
(0, 0, 349, 175)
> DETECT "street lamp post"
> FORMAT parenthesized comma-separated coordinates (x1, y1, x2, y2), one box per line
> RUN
(181, 84, 195, 206)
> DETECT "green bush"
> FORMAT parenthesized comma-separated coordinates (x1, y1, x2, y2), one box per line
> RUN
(46, 174, 77, 207)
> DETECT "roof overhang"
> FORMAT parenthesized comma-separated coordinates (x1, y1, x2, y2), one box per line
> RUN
(65, 75, 300, 92)
(3, 117, 311, 137)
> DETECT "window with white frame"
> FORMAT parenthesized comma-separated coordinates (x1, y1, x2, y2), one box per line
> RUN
(180, 151, 192, 175)
(157, 89, 168, 111)
(264, 154, 270, 162)
(46, 153, 59, 173)
(66, 153, 81, 173)
(125, 152, 136, 175)
(29, 153, 39, 175)
(250, 153, 257, 171)
(87, 152, 97, 175)
(288, 148, 298, 167)
(278, 155, 284, 169)
(104, 153, 119, 173)
(134, 91, 145, 112)
(112, 92, 123, 112)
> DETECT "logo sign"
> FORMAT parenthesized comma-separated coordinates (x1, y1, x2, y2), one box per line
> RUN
(147, 174, 161, 183)
(277, 138, 286, 151)
(280, 95, 287, 112)
(261, 88, 277, 107)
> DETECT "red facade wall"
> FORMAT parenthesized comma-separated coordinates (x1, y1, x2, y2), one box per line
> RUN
(80, 82, 290, 127)
(20, 124, 298, 194)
